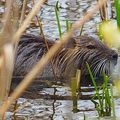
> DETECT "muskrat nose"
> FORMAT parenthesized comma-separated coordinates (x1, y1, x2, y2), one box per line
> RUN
(111, 51, 118, 61)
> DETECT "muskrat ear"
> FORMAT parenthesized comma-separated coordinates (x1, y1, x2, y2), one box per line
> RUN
(65, 38, 76, 48)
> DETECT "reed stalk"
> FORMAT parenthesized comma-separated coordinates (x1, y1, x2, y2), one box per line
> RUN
(32, 0, 57, 80)
(110, 84, 116, 117)
(55, 1, 62, 38)
(79, 24, 84, 36)
(12, 0, 46, 43)
(0, 0, 46, 117)
(19, 0, 28, 26)
(0, 0, 14, 101)
(97, 0, 107, 20)
(86, 63, 103, 110)
(76, 70, 81, 90)
(66, 18, 70, 32)
(71, 77, 78, 113)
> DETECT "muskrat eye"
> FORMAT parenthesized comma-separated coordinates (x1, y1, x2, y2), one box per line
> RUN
(86, 44, 96, 49)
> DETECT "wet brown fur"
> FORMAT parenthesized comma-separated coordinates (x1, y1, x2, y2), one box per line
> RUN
(13, 34, 118, 85)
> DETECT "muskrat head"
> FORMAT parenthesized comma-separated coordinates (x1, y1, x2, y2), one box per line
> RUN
(76, 36, 118, 76)
(56, 36, 118, 85)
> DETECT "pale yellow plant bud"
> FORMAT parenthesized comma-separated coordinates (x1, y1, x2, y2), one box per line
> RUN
(100, 22, 120, 48)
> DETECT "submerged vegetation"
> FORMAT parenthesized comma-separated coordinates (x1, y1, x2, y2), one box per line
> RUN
(0, 0, 120, 119)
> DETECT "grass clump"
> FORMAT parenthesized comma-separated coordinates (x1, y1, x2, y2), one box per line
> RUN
(86, 63, 115, 117)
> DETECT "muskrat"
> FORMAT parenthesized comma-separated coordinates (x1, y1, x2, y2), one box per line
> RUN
(13, 34, 118, 86)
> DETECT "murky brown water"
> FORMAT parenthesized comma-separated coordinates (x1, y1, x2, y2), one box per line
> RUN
(1, 0, 120, 120)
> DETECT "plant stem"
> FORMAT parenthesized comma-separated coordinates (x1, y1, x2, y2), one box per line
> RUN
(55, 1, 62, 38)
(110, 84, 116, 117)
(114, 0, 120, 29)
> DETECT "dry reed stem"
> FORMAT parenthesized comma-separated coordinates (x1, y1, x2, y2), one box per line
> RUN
(32, 0, 57, 80)
(3, 44, 14, 96)
(0, 0, 13, 46)
(12, 0, 21, 31)
(12, 0, 46, 44)
(0, 0, 46, 115)
(98, 0, 107, 20)
(0, 0, 107, 115)
(0, 57, 4, 69)
(0, 44, 14, 100)
(0, 0, 21, 101)
(19, 0, 28, 26)
(13, 0, 46, 58)
(35, 19, 57, 80)
(0, 0, 14, 101)
(1, 0, 13, 33)
(14, 0, 28, 58)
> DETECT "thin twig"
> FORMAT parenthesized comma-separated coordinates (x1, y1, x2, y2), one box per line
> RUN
(32, 0, 57, 80)
(0, 0, 14, 101)
(0, 0, 13, 46)
(98, 0, 107, 20)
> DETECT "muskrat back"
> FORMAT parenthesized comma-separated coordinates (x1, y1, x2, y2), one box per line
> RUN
(13, 34, 118, 85)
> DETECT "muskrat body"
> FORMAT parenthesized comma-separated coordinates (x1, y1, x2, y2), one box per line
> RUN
(13, 34, 118, 86)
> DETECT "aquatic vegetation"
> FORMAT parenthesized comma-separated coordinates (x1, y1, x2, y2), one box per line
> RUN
(54, 1, 62, 38)
(86, 63, 115, 117)
(110, 84, 116, 117)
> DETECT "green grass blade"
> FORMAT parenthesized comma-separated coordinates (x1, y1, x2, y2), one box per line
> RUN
(86, 63, 97, 90)
(103, 72, 111, 116)
(114, 0, 120, 28)
(105, 88, 111, 112)
(96, 104, 101, 117)
(83, 113, 86, 120)
(103, 73, 111, 106)
(66, 18, 70, 32)
(79, 24, 84, 36)
(55, 1, 62, 38)
(103, 72, 109, 86)
(86, 63, 103, 109)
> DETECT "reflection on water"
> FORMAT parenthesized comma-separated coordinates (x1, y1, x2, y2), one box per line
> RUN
(29, 0, 100, 39)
